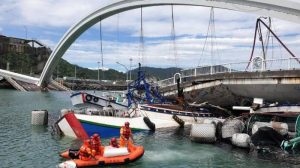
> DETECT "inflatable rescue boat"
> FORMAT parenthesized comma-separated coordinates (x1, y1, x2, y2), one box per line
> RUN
(59, 146, 144, 167)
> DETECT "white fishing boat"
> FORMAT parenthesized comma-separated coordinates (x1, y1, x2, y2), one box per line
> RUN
(56, 104, 218, 139)
(70, 91, 128, 111)
(56, 64, 222, 139)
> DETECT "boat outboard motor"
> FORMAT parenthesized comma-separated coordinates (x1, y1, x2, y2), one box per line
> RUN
(69, 149, 79, 159)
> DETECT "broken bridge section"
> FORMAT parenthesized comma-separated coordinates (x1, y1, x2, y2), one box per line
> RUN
(160, 70, 300, 107)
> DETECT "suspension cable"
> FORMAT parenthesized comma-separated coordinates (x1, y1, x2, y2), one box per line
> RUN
(138, 6, 144, 65)
(198, 7, 218, 66)
(246, 19, 259, 70)
(258, 22, 266, 61)
(116, 14, 119, 59)
(198, 8, 212, 66)
(171, 5, 178, 67)
(212, 8, 221, 65)
(264, 17, 271, 58)
(210, 8, 214, 65)
(272, 19, 284, 60)
(99, 19, 104, 80)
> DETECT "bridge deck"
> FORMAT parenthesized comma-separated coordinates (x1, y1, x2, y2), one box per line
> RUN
(160, 70, 300, 92)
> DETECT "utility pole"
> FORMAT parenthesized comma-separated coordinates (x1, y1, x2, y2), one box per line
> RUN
(116, 61, 128, 81)
(97, 61, 101, 81)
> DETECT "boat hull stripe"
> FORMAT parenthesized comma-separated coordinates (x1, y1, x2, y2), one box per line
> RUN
(65, 113, 89, 140)
(79, 120, 144, 138)
(78, 119, 145, 131)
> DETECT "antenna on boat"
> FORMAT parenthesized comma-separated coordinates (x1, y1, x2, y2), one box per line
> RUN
(246, 18, 300, 70)
(127, 62, 165, 108)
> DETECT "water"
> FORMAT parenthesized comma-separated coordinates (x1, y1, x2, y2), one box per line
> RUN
(0, 90, 298, 168)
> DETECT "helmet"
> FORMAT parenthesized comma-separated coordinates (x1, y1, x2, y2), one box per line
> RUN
(125, 122, 130, 127)
(93, 133, 100, 138)
(111, 137, 117, 142)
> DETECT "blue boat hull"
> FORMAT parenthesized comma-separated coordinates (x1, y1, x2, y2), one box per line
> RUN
(80, 121, 143, 138)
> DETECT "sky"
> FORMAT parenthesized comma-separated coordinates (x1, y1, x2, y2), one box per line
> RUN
(1, 0, 300, 72)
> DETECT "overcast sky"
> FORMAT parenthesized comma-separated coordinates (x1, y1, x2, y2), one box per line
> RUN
(1, 0, 300, 72)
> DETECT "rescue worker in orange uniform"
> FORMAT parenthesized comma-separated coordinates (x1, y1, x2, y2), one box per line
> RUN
(90, 133, 102, 155)
(78, 139, 93, 161)
(110, 137, 119, 148)
(120, 122, 135, 151)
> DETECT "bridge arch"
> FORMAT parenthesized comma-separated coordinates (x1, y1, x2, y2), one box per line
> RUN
(38, 0, 300, 86)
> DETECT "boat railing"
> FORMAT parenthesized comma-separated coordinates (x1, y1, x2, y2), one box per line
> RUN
(157, 57, 300, 87)
(157, 77, 175, 88)
(79, 108, 139, 118)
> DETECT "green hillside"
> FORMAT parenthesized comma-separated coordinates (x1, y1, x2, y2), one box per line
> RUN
(0, 53, 181, 81)
(53, 59, 181, 81)
(0, 35, 180, 81)
(130, 66, 181, 80)
(53, 58, 126, 80)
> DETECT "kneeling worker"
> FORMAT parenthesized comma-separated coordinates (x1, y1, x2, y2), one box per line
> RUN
(79, 139, 93, 161)
(90, 133, 102, 156)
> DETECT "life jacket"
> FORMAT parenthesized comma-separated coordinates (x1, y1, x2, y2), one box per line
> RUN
(90, 138, 101, 150)
(110, 141, 119, 148)
(79, 146, 92, 161)
(121, 126, 131, 139)
(91, 141, 101, 155)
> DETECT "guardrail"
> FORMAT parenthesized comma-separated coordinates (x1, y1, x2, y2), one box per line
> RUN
(0, 69, 39, 84)
(157, 57, 300, 87)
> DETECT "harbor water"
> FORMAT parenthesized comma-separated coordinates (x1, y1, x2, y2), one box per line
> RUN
(0, 90, 299, 168)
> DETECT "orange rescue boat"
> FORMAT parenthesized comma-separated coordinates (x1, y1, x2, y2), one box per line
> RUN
(59, 146, 144, 167)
